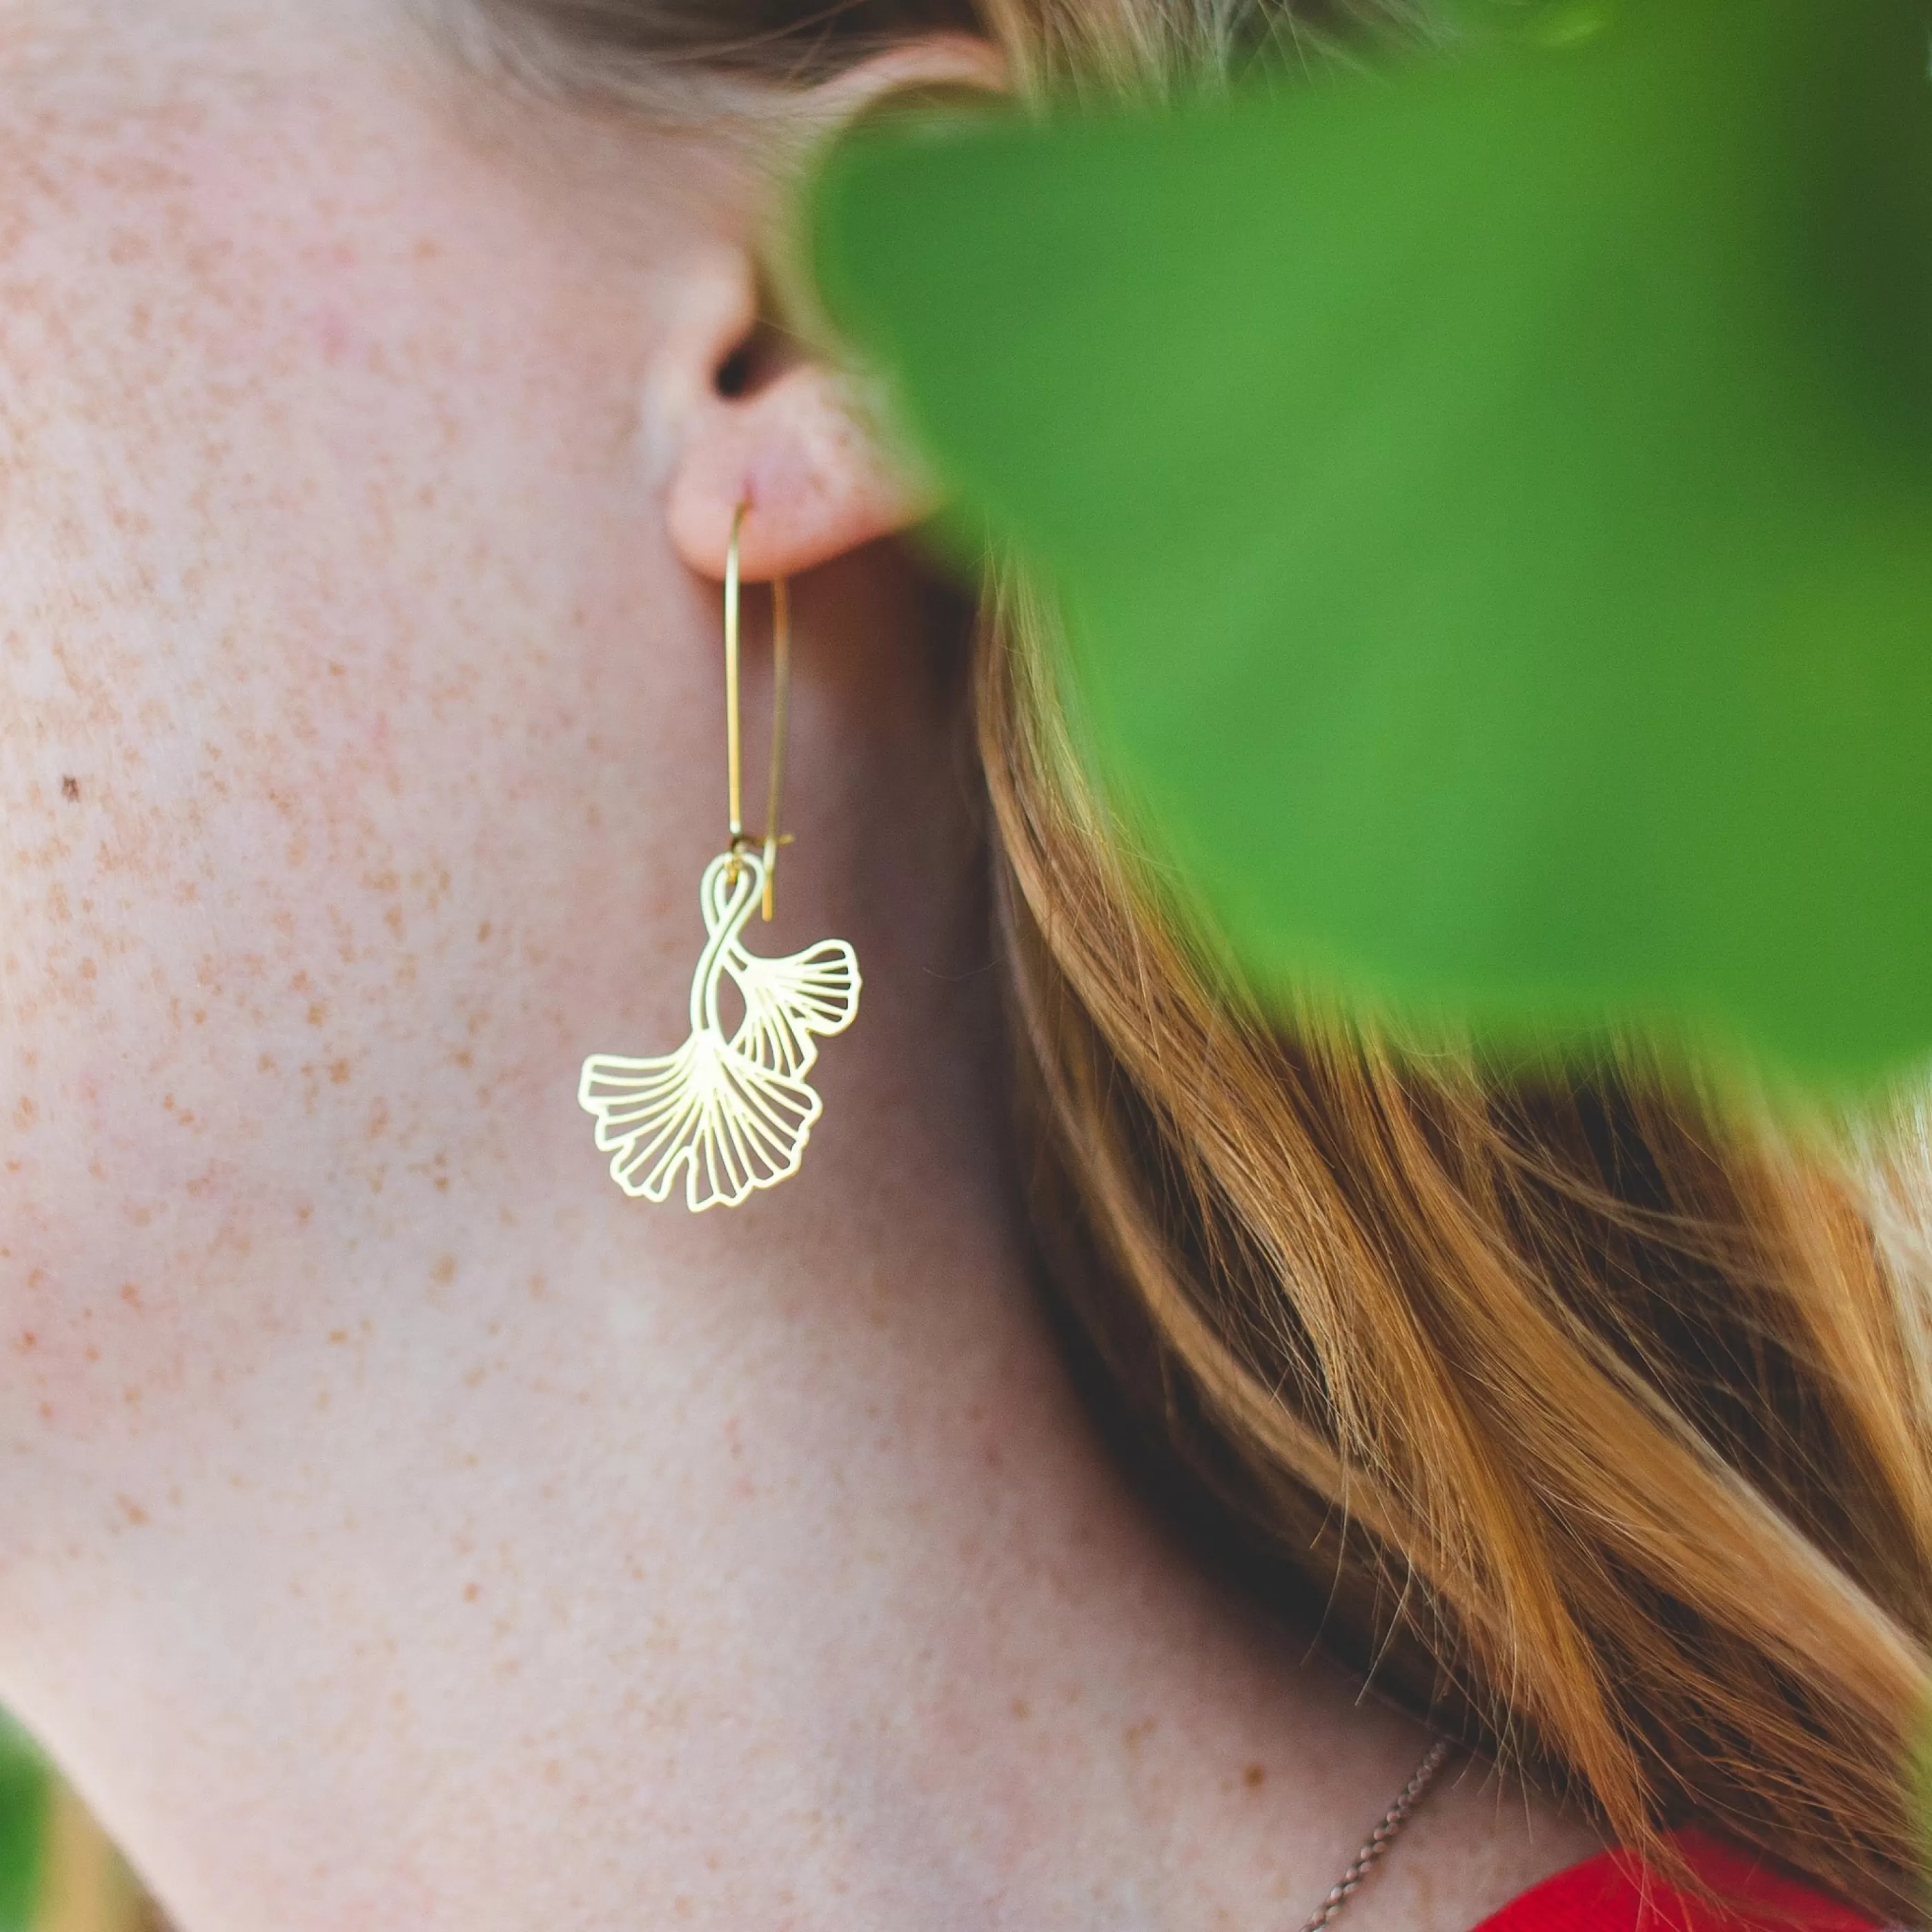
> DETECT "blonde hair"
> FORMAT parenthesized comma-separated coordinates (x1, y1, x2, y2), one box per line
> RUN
(461, 1, 1932, 1915)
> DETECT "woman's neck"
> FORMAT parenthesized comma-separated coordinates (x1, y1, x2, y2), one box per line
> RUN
(0, 953, 1596, 1932)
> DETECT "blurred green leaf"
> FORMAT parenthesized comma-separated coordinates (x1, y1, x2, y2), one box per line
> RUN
(812, 0, 1932, 1082)
(0, 1711, 48, 1932)
(1913, 1711, 1932, 1887)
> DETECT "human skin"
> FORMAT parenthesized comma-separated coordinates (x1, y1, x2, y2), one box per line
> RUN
(0, 3, 1601, 1928)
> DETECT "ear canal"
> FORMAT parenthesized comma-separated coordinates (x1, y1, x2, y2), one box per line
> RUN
(715, 343, 756, 400)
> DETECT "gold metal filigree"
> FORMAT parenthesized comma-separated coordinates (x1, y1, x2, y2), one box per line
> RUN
(580, 850, 860, 1210)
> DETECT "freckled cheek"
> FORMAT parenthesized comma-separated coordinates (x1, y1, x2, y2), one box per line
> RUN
(0, 431, 520, 1120)
(0, 790, 449, 1445)
(0, 662, 482, 1268)
(0, 161, 710, 1319)
(4, 1273, 209, 1447)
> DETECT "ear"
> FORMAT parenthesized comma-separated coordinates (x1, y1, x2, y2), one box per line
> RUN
(661, 37, 1007, 583)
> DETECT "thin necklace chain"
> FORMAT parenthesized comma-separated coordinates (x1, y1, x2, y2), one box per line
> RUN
(1296, 1739, 1455, 1932)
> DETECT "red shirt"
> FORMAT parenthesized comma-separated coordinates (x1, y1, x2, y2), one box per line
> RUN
(1476, 1833, 1882, 1932)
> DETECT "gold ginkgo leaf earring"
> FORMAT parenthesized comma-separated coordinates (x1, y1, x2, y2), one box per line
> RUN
(579, 506, 861, 1211)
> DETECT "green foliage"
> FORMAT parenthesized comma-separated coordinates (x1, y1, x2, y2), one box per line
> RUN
(0, 1711, 48, 1932)
(811, 0, 1932, 1083)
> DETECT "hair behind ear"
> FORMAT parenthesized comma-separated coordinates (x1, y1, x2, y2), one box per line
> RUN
(976, 572, 1932, 1924)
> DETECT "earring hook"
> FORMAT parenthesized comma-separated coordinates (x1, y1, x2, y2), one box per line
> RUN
(760, 575, 790, 925)
(723, 503, 792, 921)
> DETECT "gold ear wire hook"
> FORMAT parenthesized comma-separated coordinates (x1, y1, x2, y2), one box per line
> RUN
(760, 575, 789, 923)
(722, 503, 792, 919)
(724, 504, 749, 883)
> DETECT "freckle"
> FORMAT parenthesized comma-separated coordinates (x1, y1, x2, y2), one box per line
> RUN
(119, 1283, 143, 1311)
(79, 958, 96, 981)
(14, 1332, 36, 1354)
(452, 1049, 473, 1070)
(297, 1203, 313, 1225)
(434, 1176, 450, 1194)
(385, 907, 404, 938)
(258, 1052, 278, 1074)
(14, 1096, 35, 1129)
(477, 921, 492, 943)
(1244, 1764, 1266, 1789)
(306, 1003, 327, 1027)
(317, 306, 350, 361)
(329, 1059, 351, 1085)
(432, 1254, 457, 1287)
(84, 1346, 99, 1364)
(464, 1364, 486, 1388)
(117, 1495, 149, 1527)
(1011, 1698, 1030, 1721)
(123, 1386, 141, 1408)
(528, 1274, 549, 1301)
(61, 776, 80, 802)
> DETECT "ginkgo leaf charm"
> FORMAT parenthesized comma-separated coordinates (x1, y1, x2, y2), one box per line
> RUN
(580, 851, 861, 1211)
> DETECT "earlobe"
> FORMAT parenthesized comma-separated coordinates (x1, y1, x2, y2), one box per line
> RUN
(665, 353, 937, 582)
